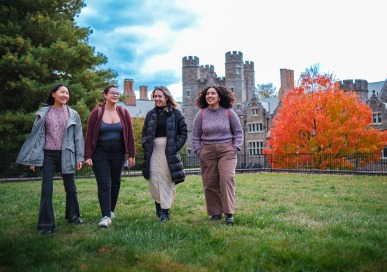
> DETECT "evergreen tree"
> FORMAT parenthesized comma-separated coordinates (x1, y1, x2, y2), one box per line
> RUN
(0, 0, 117, 175)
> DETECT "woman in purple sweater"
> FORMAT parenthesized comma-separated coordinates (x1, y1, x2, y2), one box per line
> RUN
(192, 85, 243, 224)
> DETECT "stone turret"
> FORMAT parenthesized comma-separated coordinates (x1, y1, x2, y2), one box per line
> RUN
(339, 79, 368, 102)
(225, 51, 244, 104)
(244, 60, 255, 101)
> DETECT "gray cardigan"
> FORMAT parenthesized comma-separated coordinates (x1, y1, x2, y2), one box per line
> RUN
(16, 105, 84, 174)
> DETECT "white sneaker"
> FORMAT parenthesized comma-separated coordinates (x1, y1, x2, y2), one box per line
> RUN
(98, 216, 112, 228)
(111, 211, 115, 219)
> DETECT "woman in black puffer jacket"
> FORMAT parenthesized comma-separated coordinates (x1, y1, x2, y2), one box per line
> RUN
(141, 86, 187, 222)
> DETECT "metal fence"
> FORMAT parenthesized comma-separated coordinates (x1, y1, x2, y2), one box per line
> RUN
(1, 152, 386, 182)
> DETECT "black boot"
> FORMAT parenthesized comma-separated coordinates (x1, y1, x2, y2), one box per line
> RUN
(155, 201, 161, 218)
(225, 214, 234, 225)
(160, 209, 170, 222)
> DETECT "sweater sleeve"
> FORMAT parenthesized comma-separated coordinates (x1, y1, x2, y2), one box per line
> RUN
(192, 110, 202, 154)
(84, 108, 98, 160)
(73, 111, 85, 162)
(229, 109, 243, 151)
(124, 109, 136, 157)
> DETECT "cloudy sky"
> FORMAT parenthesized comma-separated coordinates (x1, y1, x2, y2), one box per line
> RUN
(76, 0, 386, 101)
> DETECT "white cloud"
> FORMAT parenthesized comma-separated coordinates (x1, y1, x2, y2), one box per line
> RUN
(79, 0, 387, 100)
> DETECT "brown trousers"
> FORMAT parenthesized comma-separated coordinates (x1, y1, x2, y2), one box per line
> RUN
(199, 142, 237, 216)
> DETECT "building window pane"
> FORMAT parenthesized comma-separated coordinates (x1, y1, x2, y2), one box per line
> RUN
(248, 141, 263, 155)
(373, 113, 382, 124)
(247, 123, 263, 133)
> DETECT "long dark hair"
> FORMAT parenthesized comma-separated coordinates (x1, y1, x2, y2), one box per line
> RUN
(195, 85, 235, 109)
(46, 84, 70, 105)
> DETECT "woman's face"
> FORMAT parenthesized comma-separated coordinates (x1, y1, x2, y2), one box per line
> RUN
(206, 87, 219, 108)
(153, 90, 167, 107)
(104, 87, 120, 104)
(52, 86, 69, 107)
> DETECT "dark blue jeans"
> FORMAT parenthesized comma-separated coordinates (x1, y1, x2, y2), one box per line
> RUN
(92, 140, 125, 218)
(38, 150, 81, 231)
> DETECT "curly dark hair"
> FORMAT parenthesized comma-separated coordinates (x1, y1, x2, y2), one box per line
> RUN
(46, 84, 70, 105)
(195, 85, 235, 109)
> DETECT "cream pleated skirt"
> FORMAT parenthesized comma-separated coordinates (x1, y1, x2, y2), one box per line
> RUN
(148, 137, 175, 209)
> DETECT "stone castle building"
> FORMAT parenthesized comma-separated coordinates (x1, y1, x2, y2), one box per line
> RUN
(181, 51, 282, 156)
(120, 51, 387, 157)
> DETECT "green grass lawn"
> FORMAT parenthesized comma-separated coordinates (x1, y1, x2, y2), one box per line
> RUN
(0, 173, 386, 271)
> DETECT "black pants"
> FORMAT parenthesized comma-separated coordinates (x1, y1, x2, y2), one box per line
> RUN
(38, 150, 80, 231)
(92, 140, 125, 218)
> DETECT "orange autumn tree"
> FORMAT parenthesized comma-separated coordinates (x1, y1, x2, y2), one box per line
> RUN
(263, 72, 387, 170)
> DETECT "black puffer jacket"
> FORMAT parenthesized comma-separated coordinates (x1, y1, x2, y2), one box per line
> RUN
(141, 105, 187, 184)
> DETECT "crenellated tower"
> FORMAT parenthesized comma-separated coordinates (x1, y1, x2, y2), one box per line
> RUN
(225, 51, 245, 108)
(339, 79, 368, 102)
(182, 51, 256, 154)
(182, 56, 200, 151)
(182, 56, 200, 109)
(244, 60, 255, 102)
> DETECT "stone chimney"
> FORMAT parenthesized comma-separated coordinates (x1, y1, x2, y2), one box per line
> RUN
(139, 86, 149, 100)
(124, 79, 136, 105)
(278, 69, 294, 101)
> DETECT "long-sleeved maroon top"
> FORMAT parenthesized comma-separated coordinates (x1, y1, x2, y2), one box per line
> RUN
(84, 105, 136, 160)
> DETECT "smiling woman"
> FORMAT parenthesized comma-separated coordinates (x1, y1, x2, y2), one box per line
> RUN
(84, 85, 136, 228)
(192, 85, 243, 224)
(141, 86, 188, 222)
(16, 83, 85, 234)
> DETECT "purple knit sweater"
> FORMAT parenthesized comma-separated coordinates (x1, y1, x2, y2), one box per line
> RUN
(192, 106, 243, 154)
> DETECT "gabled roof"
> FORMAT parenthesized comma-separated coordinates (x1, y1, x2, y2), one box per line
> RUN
(368, 81, 385, 98)
(118, 100, 183, 118)
(118, 100, 154, 118)
(259, 96, 279, 114)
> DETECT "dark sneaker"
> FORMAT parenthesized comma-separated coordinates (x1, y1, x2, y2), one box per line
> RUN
(160, 214, 169, 222)
(69, 216, 83, 224)
(208, 214, 223, 221)
(160, 209, 170, 222)
(225, 214, 234, 225)
(39, 229, 54, 234)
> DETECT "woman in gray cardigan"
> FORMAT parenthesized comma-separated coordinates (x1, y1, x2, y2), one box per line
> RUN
(141, 86, 187, 222)
(17, 84, 84, 234)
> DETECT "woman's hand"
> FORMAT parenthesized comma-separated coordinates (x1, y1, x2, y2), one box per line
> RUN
(84, 159, 93, 166)
(128, 157, 135, 168)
